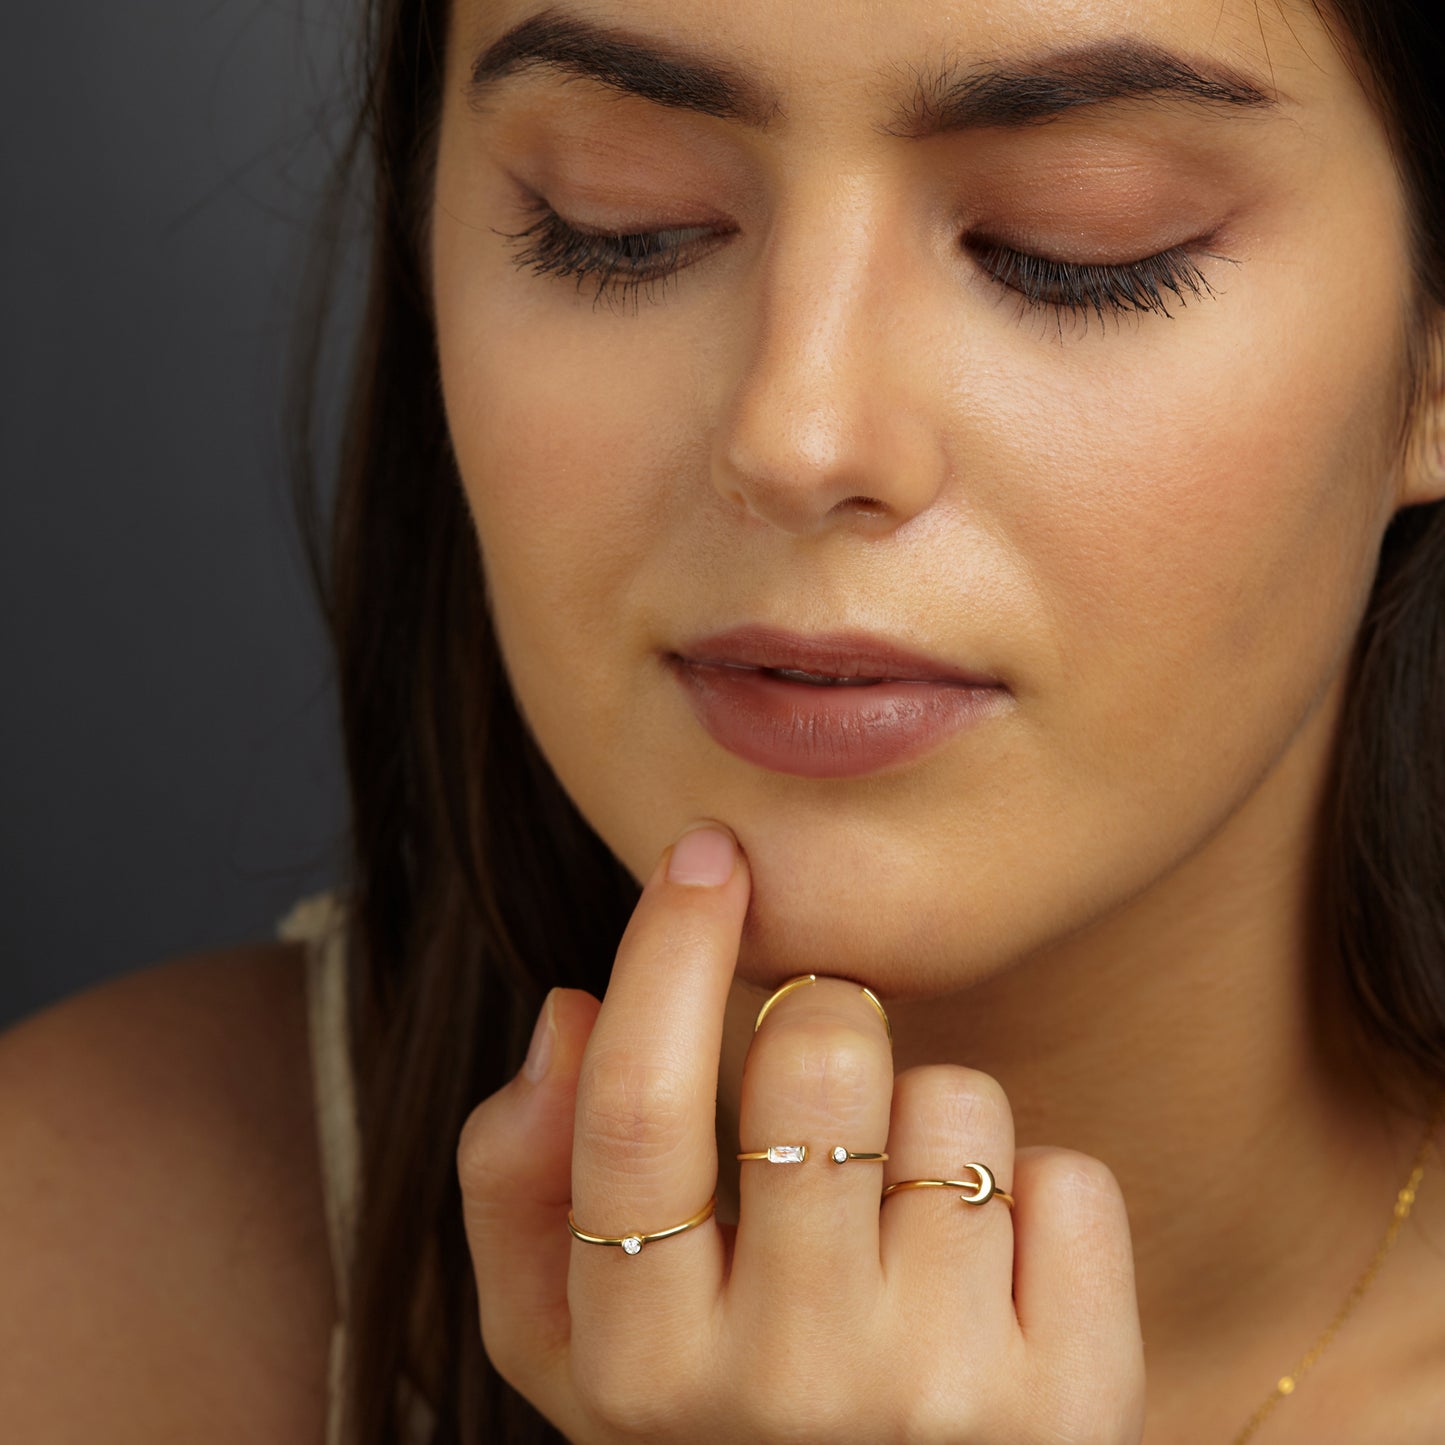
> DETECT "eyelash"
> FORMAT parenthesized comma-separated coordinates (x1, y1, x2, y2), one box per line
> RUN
(968, 239, 1223, 327)
(495, 201, 720, 313)
(495, 198, 1227, 324)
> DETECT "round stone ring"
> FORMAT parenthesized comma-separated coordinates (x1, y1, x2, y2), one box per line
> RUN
(567, 1195, 717, 1254)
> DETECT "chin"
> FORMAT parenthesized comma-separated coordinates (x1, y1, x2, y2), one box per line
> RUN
(735, 883, 999, 1002)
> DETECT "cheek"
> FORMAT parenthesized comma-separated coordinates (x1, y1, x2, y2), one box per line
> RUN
(435, 267, 692, 728)
(982, 257, 1403, 801)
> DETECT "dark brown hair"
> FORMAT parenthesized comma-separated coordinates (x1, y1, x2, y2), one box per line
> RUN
(286, 1, 1445, 1439)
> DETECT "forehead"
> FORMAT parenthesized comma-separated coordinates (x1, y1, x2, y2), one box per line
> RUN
(452, 0, 1357, 131)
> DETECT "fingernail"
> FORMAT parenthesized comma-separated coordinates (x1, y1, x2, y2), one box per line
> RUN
(666, 823, 737, 886)
(523, 991, 555, 1082)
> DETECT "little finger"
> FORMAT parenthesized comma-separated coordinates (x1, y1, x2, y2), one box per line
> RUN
(1012, 1145, 1146, 1443)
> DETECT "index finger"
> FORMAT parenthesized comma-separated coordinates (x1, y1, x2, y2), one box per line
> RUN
(568, 821, 749, 1293)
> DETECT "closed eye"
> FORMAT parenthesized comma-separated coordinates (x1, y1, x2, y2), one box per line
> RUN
(495, 198, 1233, 326)
(493, 200, 729, 312)
(965, 237, 1231, 327)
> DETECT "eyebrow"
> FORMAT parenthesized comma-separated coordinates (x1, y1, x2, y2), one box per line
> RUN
(466, 9, 1282, 136)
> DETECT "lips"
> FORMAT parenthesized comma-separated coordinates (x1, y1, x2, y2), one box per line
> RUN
(664, 624, 1008, 777)
(669, 624, 1001, 688)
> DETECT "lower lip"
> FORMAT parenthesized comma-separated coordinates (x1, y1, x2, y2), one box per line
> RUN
(667, 659, 1007, 778)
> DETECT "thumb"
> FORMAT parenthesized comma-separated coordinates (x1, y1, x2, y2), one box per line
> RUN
(457, 986, 601, 1396)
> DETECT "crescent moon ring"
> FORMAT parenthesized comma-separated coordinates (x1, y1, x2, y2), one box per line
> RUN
(881, 1163, 1016, 1209)
(959, 1161, 998, 1204)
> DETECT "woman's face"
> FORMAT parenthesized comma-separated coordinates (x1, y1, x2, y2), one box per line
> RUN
(431, 0, 1437, 994)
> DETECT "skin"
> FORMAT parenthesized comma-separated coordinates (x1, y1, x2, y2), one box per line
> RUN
(435, 0, 1445, 1439)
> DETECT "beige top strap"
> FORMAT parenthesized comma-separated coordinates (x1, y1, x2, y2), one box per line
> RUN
(278, 889, 361, 1323)
(278, 890, 362, 1445)
(278, 891, 440, 1443)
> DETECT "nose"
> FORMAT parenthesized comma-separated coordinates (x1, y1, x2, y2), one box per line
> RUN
(710, 194, 949, 538)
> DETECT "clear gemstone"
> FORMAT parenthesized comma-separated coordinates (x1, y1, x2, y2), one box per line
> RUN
(621, 1235, 643, 1255)
(831, 1146, 849, 1163)
(767, 1144, 807, 1163)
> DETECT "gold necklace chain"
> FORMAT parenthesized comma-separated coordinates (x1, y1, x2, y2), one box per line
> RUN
(1230, 1090, 1445, 1444)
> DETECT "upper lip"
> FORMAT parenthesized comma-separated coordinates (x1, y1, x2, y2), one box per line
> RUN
(670, 624, 1004, 686)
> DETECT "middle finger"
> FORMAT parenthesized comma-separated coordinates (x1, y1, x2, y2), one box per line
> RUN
(730, 975, 894, 1316)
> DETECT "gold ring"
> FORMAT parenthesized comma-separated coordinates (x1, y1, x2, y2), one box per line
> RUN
(736, 1144, 889, 1164)
(567, 1194, 716, 1254)
(882, 1162, 1014, 1209)
(737, 1143, 809, 1163)
(753, 973, 892, 1042)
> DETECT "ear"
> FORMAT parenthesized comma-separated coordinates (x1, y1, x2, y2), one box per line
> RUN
(1398, 313, 1445, 508)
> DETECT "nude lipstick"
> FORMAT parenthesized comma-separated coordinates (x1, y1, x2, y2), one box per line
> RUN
(666, 625, 1008, 779)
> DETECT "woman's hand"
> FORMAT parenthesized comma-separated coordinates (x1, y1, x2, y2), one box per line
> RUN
(458, 822, 1146, 1443)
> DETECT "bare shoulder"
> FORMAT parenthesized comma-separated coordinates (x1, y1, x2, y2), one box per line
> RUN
(0, 940, 334, 1442)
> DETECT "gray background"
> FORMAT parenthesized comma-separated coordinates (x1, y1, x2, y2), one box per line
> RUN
(1, 0, 364, 1031)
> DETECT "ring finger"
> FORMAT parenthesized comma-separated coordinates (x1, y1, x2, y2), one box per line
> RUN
(880, 1064, 1018, 1334)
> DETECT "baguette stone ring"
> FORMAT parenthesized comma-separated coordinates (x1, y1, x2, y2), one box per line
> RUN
(737, 1144, 810, 1163)
(881, 1162, 1015, 1208)
(736, 1144, 889, 1164)
(567, 1194, 717, 1254)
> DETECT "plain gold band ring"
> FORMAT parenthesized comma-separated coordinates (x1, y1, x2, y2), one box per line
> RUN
(753, 973, 892, 1042)
(567, 1194, 717, 1254)
(882, 1162, 1015, 1209)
